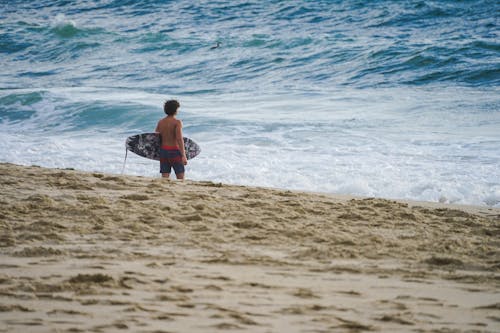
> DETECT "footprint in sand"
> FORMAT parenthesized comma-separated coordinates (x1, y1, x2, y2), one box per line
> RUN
(120, 194, 150, 201)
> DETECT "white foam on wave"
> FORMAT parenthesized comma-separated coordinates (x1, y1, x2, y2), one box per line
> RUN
(52, 14, 77, 29)
(1, 86, 499, 207)
(182, 87, 500, 207)
(186, 137, 500, 207)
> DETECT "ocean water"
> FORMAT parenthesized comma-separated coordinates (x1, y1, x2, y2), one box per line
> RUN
(1, 0, 499, 207)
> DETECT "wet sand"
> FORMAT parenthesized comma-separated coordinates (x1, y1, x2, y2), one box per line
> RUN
(0, 162, 499, 332)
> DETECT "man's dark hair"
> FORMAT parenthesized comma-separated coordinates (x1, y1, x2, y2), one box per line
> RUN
(164, 99, 180, 115)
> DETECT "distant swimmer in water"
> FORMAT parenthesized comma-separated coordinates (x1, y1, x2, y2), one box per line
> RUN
(210, 41, 221, 50)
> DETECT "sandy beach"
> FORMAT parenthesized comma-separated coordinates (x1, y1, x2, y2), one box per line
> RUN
(0, 162, 498, 333)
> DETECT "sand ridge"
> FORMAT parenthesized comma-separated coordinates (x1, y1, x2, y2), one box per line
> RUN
(0, 163, 499, 332)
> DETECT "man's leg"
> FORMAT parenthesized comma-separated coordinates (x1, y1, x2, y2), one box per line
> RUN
(173, 160, 185, 180)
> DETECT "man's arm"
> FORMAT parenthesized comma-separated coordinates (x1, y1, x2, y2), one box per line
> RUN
(176, 120, 187, 165)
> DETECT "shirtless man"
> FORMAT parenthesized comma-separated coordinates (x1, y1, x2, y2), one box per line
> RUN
(155, 99, 187, 179)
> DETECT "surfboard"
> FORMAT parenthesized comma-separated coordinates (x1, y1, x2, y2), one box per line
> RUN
(125, 133, 201, 160)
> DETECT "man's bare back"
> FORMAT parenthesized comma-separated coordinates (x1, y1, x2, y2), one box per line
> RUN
(156, 116, 182, 147)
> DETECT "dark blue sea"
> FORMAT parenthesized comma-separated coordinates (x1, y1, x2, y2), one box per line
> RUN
(1, 0, 499, 206)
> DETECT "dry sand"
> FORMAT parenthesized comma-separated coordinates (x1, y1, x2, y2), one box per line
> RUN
(0, 162, 499, 333)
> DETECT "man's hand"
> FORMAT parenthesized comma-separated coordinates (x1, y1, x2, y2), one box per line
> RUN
(182, 156, 188, 165)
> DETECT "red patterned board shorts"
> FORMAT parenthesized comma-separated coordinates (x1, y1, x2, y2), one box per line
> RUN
(159, 146, 184, 175)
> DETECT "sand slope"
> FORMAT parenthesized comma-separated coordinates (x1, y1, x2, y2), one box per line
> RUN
(0, 163, 499, 332)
